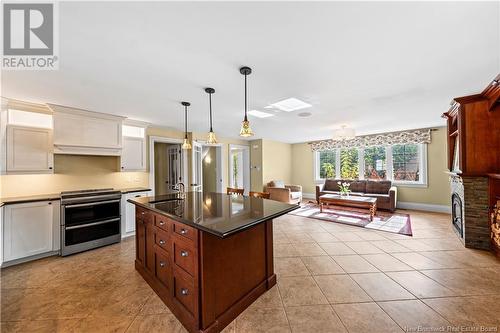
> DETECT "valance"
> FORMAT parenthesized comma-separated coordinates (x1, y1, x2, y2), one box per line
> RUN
(309, 128, 432, 151)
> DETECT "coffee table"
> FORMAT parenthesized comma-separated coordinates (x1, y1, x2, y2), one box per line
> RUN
(319, 194, 377, 221)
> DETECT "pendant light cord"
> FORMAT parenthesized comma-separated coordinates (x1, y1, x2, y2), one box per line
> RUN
(209, 92, 213, 132)
(184, 105, 188, 139)
(244, 73, 248, 121)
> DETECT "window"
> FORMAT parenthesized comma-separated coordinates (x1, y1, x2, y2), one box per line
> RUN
(314, 143, 427, 186)
(364, 146, 386, 180)
(392, 144, 420, 182)
(318, 150, 336, 179)
(340, 148, 359, 179)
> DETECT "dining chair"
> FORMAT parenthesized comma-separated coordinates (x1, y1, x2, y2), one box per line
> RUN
(249, 191, 271, 199)
(227, 187, 244, 195)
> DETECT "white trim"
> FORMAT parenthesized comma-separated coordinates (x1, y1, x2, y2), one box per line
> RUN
(397, 201, 451, 213)
(148, 136, 185, 196)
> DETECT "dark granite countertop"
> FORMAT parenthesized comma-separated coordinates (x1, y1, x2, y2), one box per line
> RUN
(0, 193, 61, 206)
(120, 187, 152, 194)
(128, 191, 299, 238)
(0, 187, 152, 206)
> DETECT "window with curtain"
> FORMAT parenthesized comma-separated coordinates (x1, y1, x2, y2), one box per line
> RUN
(340, 148, 359, 179)
(318, 150, 336, 179)
(392, 144, 420, 182)
(364, 146, 387, 180)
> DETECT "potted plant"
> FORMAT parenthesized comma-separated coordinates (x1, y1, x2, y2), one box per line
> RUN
(337, 181, 351, 196)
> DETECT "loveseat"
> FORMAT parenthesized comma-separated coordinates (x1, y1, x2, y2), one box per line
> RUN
(316, 179, 397, 212)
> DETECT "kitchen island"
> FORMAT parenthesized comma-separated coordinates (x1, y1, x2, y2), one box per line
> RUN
(128, 191, 298, 333)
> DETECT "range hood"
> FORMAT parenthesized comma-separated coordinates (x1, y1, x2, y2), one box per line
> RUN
(48, 104, 125, 156)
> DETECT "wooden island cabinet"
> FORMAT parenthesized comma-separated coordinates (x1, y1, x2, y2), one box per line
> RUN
(130, 192, 297, 333)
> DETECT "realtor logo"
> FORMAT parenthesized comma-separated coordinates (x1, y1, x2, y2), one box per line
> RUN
(2, 2, 59, 70)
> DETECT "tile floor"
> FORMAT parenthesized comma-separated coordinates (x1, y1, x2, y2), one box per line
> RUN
(1, 209, 500, 333)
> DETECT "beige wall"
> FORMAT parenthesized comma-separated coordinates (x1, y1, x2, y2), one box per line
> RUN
(0, 125, 248, 198)
(262, 139, 292, 187)
(290, 127, 450, 206)
(250, 139, 263, 192)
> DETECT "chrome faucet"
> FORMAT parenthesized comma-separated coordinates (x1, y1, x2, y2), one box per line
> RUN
(175, 182, 185, 198)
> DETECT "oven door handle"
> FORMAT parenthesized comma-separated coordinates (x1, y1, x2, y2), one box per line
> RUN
(65, 218, 120, 230)
(64, 199, 120, 209)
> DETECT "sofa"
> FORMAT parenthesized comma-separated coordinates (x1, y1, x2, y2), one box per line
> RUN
(316, 179, 397, 212)
(266, 180, 303, 204)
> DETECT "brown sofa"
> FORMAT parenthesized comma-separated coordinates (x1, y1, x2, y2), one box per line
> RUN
(316, 179, 397, 212)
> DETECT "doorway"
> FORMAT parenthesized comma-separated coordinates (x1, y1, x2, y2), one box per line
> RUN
(229, 144, 250, 194)
(201, 145, 223, 194)
(150, 136, 187, 196)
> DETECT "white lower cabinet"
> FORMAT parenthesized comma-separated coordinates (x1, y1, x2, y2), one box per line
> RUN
(2, 200, 60, 264)
(121, 191, 151, 237)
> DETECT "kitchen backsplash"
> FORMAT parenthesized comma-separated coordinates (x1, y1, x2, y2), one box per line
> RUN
(0, 155, 149, 198)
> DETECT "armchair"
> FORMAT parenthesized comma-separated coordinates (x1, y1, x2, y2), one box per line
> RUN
(266, 180, 302, 204)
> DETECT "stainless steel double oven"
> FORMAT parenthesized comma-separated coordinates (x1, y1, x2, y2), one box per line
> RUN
(60, 189, 122, 256)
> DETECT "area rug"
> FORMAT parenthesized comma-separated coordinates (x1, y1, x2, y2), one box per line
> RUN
(290, 203, 412, 236)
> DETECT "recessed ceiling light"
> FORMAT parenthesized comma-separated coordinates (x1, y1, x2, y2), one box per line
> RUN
(298, 112, 312, 118)
(248, 110, 274, 118)
(269, 98, 312, 112)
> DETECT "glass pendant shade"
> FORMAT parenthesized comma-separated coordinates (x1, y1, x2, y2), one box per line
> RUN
(182, 137, 192, 150)
(181, 101, 191, 150)
(239, 120, 254, 137)
(205, 87, 218, 144)
(332, 125, 356, 141)
(239, 66, 254, 137)
(207, 131, 217, 144)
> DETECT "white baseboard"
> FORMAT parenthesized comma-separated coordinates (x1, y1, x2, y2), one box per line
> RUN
(397, 201, 451, 213)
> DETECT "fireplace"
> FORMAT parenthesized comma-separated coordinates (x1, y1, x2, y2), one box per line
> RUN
(451, 193, 463, 238)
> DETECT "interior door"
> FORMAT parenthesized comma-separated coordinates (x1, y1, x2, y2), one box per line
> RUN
(191, 141, 203, 192)
(168, 146, 181, 190)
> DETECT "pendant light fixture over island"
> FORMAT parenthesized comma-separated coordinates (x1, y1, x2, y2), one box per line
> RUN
(239, 66, 254, 137)
(205, 87, 217, 144)
(181, 101, 192, 150)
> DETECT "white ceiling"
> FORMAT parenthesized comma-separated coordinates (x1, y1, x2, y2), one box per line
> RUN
(1, 1, 499, 143)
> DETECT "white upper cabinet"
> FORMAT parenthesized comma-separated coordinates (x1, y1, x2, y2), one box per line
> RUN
(120, 122, 148, 171)
(49, 104, 125, 156)
(6, 125, 54, 173)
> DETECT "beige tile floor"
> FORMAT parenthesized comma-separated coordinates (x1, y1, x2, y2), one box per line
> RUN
(1, 209, 500, 333)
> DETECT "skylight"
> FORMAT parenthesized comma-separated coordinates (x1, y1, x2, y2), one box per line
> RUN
(248, 110, 274, 118)
(269, 98, 312, 112)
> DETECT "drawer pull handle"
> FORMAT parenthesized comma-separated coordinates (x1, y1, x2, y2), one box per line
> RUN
(181, 288, 189, 296)
(159, 221, 165, 226)
(160, 261, 166, 267)
(141, 212, 145, 215)
(159, 240, 166, 245)
(180, 229, 188, 235)
(180, 250, 189, 257)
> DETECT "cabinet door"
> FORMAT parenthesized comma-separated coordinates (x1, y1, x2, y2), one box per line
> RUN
(122, 191, 151, 236)
(136, 218, 146, 265)
(3, 201, 54, 262)
(6, 125, 53, 172)
(121, 137, 145, 171)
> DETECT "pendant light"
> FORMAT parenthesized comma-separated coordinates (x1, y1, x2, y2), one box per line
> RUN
(239, 66, 254, 137)
(181, 101, 192, 150)
(332, 125, 356, 141)
(205, 87, 217, 144)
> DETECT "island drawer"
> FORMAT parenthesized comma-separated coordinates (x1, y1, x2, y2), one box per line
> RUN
(173, 266, 196, 316)
(154, 228, 170, 252)
(154, 214, 172, 233)
(172, 221, 196, 242)
(136, 207, 152, 223)
(172, 235, 196, 277)
(154, 246, 171, 290)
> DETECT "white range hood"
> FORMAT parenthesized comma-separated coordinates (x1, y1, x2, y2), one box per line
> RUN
(47, 104, 125, 156)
